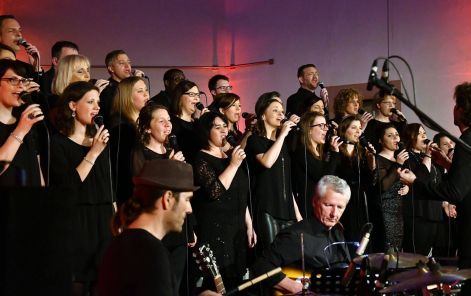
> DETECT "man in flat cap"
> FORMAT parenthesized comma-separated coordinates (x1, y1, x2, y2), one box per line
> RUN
(97, 159, 219, 296)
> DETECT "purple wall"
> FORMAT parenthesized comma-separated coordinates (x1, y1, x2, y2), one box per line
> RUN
(4, 0, 471, 135)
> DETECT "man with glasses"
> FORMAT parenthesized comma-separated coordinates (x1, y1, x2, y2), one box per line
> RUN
(207, 74, 232, 111)
(287, 64, 328, 116)
(99, 49, 145, 125)
(253, 175, 351, 294)
(363, 90, 407, 151)
(150, 68, 186, 108)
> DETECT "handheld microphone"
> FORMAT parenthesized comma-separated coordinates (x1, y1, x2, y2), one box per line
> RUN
(381, 60, 389, 83)
(195, 102, 205, 111)
(19, 91, 43, 119)
(241, 112, 256, 119)
(358, 108, 366, 115)
(342, 223, 373, 287)
(423, 139, 431, 145)
(281, 117, 302, 132)
(390, 108, 406, 122)
(394, 142, 405, 158)
(339, 137, 353, 145)
(359, 135, 375, 154)
(225, 134, 238, 147)
(168, 134, 179, 152)
(17, 38, 38, 57)
(366, 59, 378, 91)
(131, 69, 149, 79)
(93, 115, 104, 129)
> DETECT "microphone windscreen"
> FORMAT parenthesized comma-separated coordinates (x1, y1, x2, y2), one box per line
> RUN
(93, 115, 104, 128)
(226, 134, 238, 147)
(424, 139, 431, 145)
(17, 38, 28, 46)
(195, 102, 204, 111)
(241, 112, 253, 119)
(358, 108, 366, 115)
(390, 108, 398, 114)
(168, 134, 179, 151)
(319, 82, 325, 89)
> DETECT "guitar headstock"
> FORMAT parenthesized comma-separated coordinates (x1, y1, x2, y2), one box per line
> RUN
(193, 243, 220, 277)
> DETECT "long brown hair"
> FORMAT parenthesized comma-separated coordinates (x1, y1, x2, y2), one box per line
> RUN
(299, 112, 325, 159)
(111, 76, 145, 125)
(337, 115, 362, 160)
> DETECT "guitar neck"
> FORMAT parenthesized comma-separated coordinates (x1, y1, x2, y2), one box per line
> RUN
(213, 274, 226, 294)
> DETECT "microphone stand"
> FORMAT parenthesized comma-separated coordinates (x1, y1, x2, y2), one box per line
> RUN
(369, 74, 471, 154)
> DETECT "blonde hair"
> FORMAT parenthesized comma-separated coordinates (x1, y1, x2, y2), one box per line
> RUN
(111, 76, 145, 125)
(52, 54, 90, 95)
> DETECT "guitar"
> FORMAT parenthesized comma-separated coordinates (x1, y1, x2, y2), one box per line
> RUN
(273, 267, 311, 296)
(193, 244, 226, 294)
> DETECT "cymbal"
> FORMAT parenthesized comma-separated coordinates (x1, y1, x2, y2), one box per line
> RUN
(353, 252, 428, 270)
(380, 271, 464, 293)
(388, 266, 458, 282)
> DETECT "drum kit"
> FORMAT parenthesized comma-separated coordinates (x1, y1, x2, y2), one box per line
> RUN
(283, 252, 471, 295)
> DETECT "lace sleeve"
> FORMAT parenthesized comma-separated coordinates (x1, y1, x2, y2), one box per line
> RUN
(195, 159, 227, 200)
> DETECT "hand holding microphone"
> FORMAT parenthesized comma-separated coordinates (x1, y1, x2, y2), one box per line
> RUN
(17, 38, 41, 70)
(390, 108, 406, 122)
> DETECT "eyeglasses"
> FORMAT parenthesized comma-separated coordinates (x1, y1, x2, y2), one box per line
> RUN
(216, 85, 233, 91)
(380, 101, 396, 106)
(310, 123, 329, 129)
(184, 92, 201, 98)
(1, 77, 32, 86)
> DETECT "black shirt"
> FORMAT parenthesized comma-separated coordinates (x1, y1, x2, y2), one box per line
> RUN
(246, 134, 296, 220)
(150, 90, 172, 108)
(286, 87, 317, 116)
(99, 78, 119, 126)
(97, 229, 176, 296)
(253, 218, 350, 286)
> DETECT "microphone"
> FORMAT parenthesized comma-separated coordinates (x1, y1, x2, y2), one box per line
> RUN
(241, 112, 256, 119)
(195, 102, 205, 111)
(20, 91, 33, 104)
(394, 142, 405, 158)
(366, 59, 378, 91)
(390, 108, 406, 122)
(342, 223, 373, 287)
(424, 139, 431, 145)
(377, 247, 394, 287)
(339, 137, 353, 145)
(168, 134, 179, 152)
(319, 81, 330, 114)
(381, 60, 389, 83)
(93, 115, 104, 129)
(225, 134, 238, 147)
(131, 69, 149, 79)
(358, 108, 366, 115)
(281, 117, 302, 132)
(359, 135, 375, 154)
(17, 38, 38, 57)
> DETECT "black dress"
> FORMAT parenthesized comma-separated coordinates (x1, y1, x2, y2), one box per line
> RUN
(109, 114, 138, 206)
(374, 155, 404, 250)
(50, 133, 114, 282)
(246, 134, 297, 249)
(291, 145, 340, 218)
(335, 147, 373, 242)
(0, 121, 41, 187)
(170, 115, 199, 165)
(193, 151, 249, 286)
(97, 228, 176, 296)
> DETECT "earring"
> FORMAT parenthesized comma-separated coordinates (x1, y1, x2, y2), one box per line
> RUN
(72, 111, 76, 118)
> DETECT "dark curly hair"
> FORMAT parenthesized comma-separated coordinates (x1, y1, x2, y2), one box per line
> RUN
(196, 111, 228, 150)
(333, 88, 363, 117)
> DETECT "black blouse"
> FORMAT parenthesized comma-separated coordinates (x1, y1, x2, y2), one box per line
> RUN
(170, 115, 199, 165)
(246, 134, 296, 220)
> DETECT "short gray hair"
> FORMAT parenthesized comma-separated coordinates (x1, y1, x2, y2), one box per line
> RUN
(315, 175, 351, 201)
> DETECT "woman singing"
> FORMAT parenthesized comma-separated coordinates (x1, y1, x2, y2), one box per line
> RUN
(193, 111, 256, 289)
(245, 91, 302, 249)
(50, 81, 113, 295)
(292, 111, 342, 218)
(373, 124, 409, 251)
(0, 59, 44, 186)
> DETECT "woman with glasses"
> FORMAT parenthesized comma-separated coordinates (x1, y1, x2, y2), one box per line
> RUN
(193, 111, 255, 290)
(245, 91, 303, 249)
(363, 91, 407, 151)
(108, 76, 149, 206)
(335, 115, 376, 241)
(169, 80, 207, 165)
(0, 59, 44, 185)
(49, 81, 112, 296)
(132, 102, 185, 175)
(372, 124, 409, 251)
(292, 111, 342, 217)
